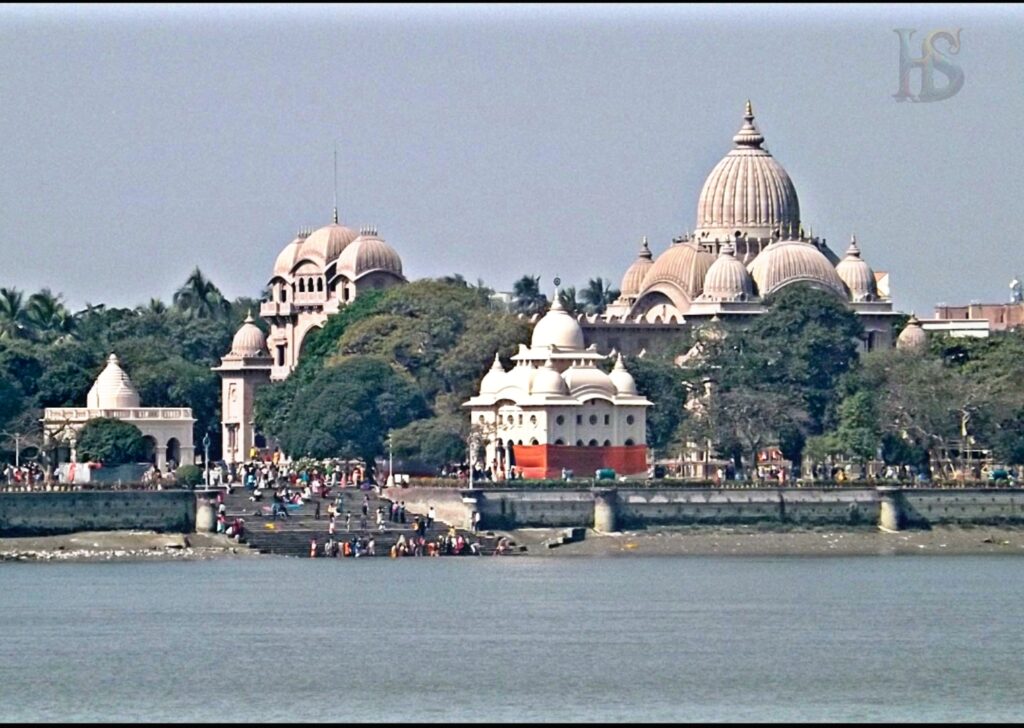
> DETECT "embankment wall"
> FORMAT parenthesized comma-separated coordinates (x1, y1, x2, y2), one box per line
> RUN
(0, 491, 196, 537)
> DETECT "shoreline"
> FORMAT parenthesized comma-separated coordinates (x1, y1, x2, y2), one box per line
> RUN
(5, 524, 1024, 561)
(0, 531, 260, 562)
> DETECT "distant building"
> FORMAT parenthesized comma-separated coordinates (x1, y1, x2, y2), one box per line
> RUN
(464, 299, 652, 479)
(933, 302, 1022, 333)
(43, 354, 195, 470)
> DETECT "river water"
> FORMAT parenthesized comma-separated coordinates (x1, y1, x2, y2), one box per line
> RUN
(1, 555, 1023, 722)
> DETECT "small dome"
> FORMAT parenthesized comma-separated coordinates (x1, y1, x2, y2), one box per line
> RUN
(638, 241, 716, 301)
(531, 359, 569, 396)
(609, 354, 638, 395)
(747, 238, 848, 298)
(695, 101, 801, 242)
(619, 237, 654, 299)
(699, 242, 756, 301)
(230, 312, 267, 357)
(336, 228, 404, 279)
(478, 353, 508, 395)
(296, 221, 359, 266)
(272, 234, 305, 279)
(562, 361, 616, 398)
(87, 354, 141, 409)
(505, 362, 536, 395)
(530, 297, 585, 350)
(835, 236, 879, 302)
(896, 315, 928, 353)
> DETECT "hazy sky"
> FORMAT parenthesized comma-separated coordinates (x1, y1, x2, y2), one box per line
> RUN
(1, 3, 1021, 316)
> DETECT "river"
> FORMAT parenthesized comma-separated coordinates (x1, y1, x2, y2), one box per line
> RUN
(1, 555, 1023, 722)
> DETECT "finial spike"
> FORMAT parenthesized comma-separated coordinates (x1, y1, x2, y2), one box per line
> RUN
(745, 99, 753, 118)
(333, 143, 339, 224)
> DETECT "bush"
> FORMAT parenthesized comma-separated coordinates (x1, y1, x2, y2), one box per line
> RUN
(176, 464, 204, 487)
(76, 417, 145, 465)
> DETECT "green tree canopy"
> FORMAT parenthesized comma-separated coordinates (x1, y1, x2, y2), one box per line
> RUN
(76, 417, 146, 465)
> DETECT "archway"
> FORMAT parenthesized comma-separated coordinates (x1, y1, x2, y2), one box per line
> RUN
(140, 436, 157, 464)
(166, 438, 180, 468)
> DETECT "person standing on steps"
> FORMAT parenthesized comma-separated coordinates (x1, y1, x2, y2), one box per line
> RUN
(310, 538, 317, 558)
(427, 505, 436, 531)
(314, 499, 321, 520)
(361, 495, 369, 518)
(345, 511, 352, 532)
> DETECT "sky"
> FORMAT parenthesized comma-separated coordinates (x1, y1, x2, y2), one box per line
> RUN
(0, 3, 1022, 316)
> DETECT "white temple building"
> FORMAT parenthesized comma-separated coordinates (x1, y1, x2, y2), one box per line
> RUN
(212, 313, 273, 464)
(464, 298, 652, 479)
(43, 354, 195, 470)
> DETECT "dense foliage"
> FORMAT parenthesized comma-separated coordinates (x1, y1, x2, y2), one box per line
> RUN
(75, 418, 146, 465)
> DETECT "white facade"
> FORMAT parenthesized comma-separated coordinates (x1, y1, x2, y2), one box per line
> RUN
(43, 354, 195, 470)
(464, 299, 652, 476)
(212, 313, 273, 465)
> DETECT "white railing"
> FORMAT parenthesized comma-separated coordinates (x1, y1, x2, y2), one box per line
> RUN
(43, 407, 194, 420)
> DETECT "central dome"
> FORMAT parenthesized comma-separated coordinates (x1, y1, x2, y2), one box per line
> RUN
(530, 297, 585, 351)
(694, 102, 801, 242)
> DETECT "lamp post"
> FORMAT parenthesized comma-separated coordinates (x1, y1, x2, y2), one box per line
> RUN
(388, 431, 394, 487)
(202, 432, 211, 491)
(2, 431, 22, 469)
(468, 433, 475, 489)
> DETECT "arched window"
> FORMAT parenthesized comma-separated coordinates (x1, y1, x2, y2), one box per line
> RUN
(626, 415, 635, 425)
(575, 440, 584, 447)
(317, 278, 324, 292)
(603, 440, 611, 447)
(166, 438, 181, 467)
(298, 279, 306, 293)
(555, 439, 565, 445)
(518, 414, 523, 425)
(530, 415, 537, 425)
(280, 286, 288, 302)
(589, 414, 598, 425)
(530, 438, 539, 445)
(603, 415, 610, 425)
(588, 439, 599, 447)
(625, 438, 635, 446)
(556, 415, 564, 426)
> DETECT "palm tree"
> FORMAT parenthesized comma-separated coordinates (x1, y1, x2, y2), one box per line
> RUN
(173, 267, 231, 320)
(511, 275, 548, 316)
(579, 277, 621, 315)
(558, 286, 583, 316)
(144, 298, 167, 315)
(0, 287, 27, 339)
(26, 289, 75, 343)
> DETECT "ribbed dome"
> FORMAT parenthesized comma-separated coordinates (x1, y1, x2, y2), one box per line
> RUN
(531, 359, 569, 396)
(272, 234, 305, 278)
(835, 236, 878, 302)
(695, 101, 801, 242)
(336, 228, 403, 279)
(608, 354, 638, 395)
(619, 237, 654, 299)
(87, 354, 141, 409)
(747, 239, 848, 298)
(897, 315, 928, 353)
(478, 353, 509, 395)
(531, 297, 585, 350)
(699, 243, 756, 302)
(563, 361, 616, 398)
(638, 241, 716, 301)
(230, 312, 267, 357)
(297, 221, 359, 266)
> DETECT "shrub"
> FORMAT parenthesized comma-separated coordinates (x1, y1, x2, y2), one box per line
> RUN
(176, 464, 204, 487)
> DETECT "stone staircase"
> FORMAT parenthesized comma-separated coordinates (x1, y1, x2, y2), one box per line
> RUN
(218, 484, 515, 558)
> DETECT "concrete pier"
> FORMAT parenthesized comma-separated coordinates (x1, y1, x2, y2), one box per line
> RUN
(593, 488, 618, 533)
(877, 487, 905, 531)
(195, 499, 215, 533)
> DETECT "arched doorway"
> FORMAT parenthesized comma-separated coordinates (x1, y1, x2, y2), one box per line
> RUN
(166, 438, 180, 468)
(141, 436, 157, 464)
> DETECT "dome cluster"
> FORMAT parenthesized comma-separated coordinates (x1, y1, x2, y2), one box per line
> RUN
(613, 102, 887, 317)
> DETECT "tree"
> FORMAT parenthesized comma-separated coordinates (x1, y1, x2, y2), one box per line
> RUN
(391, 415, 468, 471)
(579, 277, 620, 315)
(705, 386, 809, 476)
(172, 267, 231, 320)
(0, 287, 27, 340)
(557, 286, 583, 316)
(26, 288, 75, 343)
(175, 464, 204, 487)
(625, 354, 690, 454)
(277, 356, 428, 474)
(76, 418, 146, 465)
(511, 275, 548, 316)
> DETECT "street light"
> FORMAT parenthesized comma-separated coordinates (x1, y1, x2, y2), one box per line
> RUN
(388, 431, 394, 487)
(202, 432, 211, 491)
(1, 431, 22, 469)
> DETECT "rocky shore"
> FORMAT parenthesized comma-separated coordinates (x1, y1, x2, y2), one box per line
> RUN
(0, 531, 260, 562)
